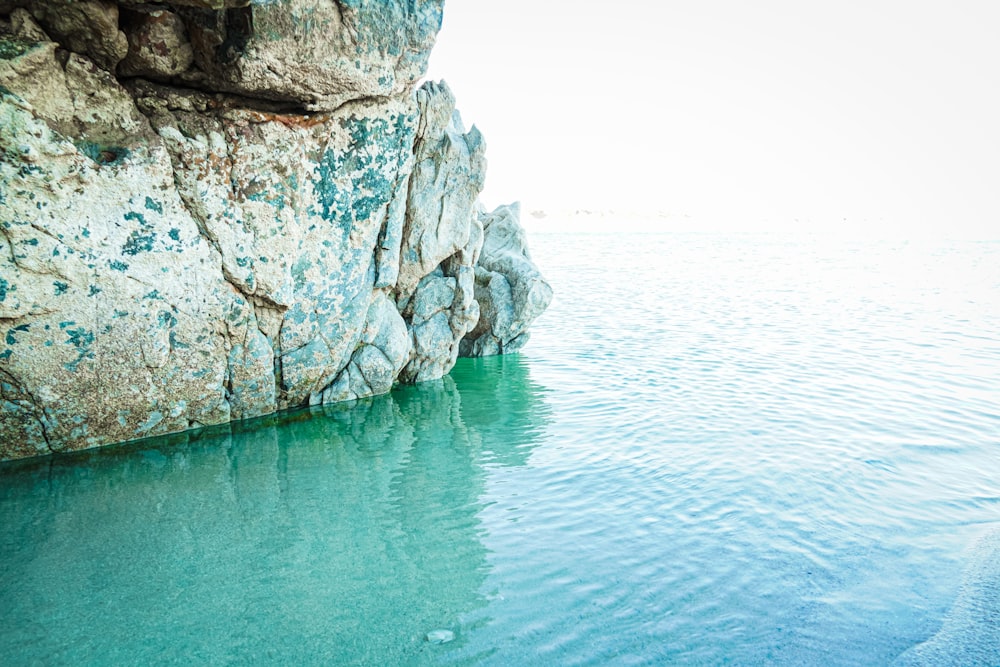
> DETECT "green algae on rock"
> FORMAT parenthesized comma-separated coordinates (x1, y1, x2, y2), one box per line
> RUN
(0, 0, 551, 461)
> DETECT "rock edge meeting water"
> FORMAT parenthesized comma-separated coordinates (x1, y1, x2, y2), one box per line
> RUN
(2, 231, 999, 665)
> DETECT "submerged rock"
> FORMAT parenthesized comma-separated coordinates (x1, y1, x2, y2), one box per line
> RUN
(425, 629, 455, 644)
(0, 0, 550, 460)
(894, 527, 1000, 666)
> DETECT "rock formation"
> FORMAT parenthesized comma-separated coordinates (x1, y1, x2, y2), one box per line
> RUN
(0, 0, 552, 461)
(461, 202, 552, 357)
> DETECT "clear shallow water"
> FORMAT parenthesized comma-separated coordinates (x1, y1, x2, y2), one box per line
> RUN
(2, 231, 999, 665)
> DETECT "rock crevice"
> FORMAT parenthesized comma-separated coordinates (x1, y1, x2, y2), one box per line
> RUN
(0, 0, 551, 461)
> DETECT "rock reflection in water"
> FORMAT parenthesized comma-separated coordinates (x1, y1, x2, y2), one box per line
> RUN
(0, 355, 550, 665)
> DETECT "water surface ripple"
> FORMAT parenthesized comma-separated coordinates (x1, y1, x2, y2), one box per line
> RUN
(2, 232, 999, 665)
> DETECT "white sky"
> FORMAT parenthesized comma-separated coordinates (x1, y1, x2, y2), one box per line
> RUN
(425, 1, 1000, 237)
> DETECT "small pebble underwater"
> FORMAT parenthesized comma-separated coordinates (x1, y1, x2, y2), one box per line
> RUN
(2, 231, 999, 665)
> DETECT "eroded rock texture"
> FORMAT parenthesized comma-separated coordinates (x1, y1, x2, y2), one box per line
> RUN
(462, 203, 553, 357)
(0, 0, 551, 460)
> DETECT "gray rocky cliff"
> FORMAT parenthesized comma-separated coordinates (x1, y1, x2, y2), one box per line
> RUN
(0, 0, 552, 461)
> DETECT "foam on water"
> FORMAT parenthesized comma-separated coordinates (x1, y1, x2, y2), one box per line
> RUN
(1, 231, 998, 665)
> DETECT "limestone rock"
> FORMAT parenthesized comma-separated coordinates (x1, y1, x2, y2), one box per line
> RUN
(0, 88, 244, 458)
(173, 0, 444, 111)
(460, 203, 553, 356)
(0, 21, 150, 147)
(118, 5, 195, 79)
(396, 81, 485, 304)
(389, 80, 487, 382)
(125, 1, 251, 8)
(7, 8, 48, 43)
(316, 291, 412, 403)
(399, 265, 479, 383)
(0, 0, 549, 461)
(11, 0, 129, 71)
(143, 89, 419, 408)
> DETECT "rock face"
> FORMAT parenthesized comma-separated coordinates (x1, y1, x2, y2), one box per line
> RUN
(0, 1, 551, 461)
(461, 203, 553, 357)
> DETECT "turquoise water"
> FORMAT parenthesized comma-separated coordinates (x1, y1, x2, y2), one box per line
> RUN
(2, 232, 999, 665)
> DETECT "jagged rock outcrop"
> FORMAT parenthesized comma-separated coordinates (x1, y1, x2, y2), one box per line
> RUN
(397, 80, 484, 383)
(0, 0, 551, 461)
(461, 203, 554, 357)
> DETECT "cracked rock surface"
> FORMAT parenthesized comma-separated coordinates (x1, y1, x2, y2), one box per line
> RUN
(0, 0, 550, 461)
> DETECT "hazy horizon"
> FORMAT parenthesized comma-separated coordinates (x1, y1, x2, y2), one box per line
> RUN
(426, 1, 1000, 238)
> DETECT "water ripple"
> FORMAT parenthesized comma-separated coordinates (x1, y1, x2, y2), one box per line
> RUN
(488, 232, 1000, 665)
(2, 232, 998, 665)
